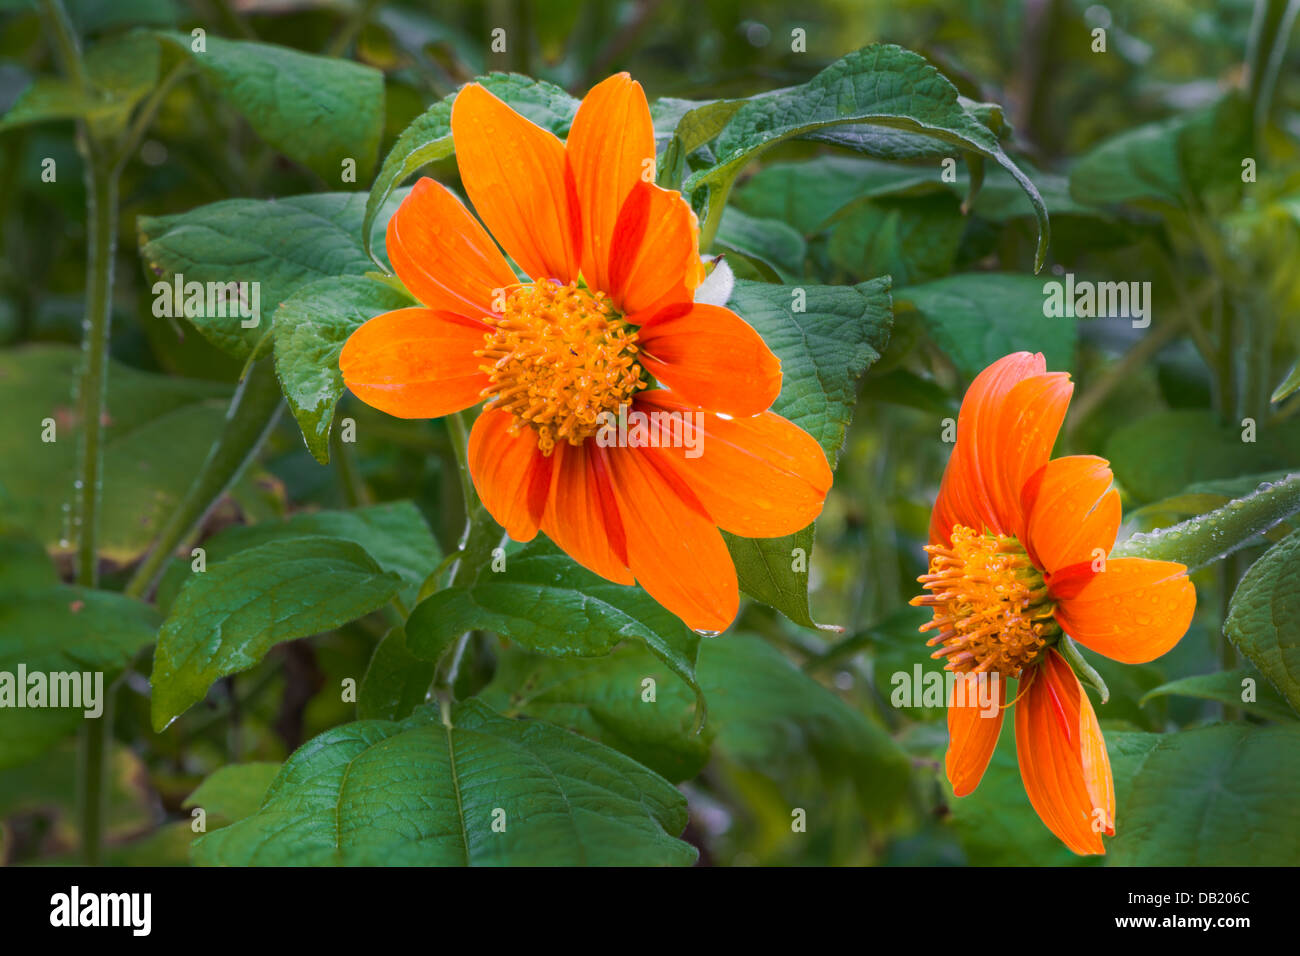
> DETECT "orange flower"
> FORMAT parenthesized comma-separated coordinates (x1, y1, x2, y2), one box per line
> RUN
(911, 352, 1197, 854)
(339, 74, 831, 632)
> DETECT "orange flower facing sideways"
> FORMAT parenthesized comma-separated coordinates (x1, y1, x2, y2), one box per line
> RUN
(339, 74, 832, 632)
(911, 352, 1197, 854)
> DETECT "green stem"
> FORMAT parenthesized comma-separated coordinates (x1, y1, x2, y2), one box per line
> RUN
(446, 411, 478, 515)
(74, 157, 116, 588)
(76, 688, 113, 866)
(333, 421, 370, 508)
(697, 178, 735, 255)
(40, 0, 86, 91)
(124, 360, 283, 599)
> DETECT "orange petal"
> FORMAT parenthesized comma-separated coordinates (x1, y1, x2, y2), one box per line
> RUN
(1054, 557, 1196, 664)
(566, 74, 656, 295)
(385, 177, 518, 316)
(604, 444, 738, 631)
(339, 308, 489, 419)
(946, 672, 1006, 797)
(636, 303, 781, 417)
(1015, 650, 1113, 855)
(540, 441, 634, 585)
(975, 370, 1073, 541)
(607, 180, 704, 316)
(467, 409, 551, 542)
(451, 83, 580, 283)
(1022, 455, 1121, 575)
(632, 391, 830, 537)
(938, 352, 1073, 540)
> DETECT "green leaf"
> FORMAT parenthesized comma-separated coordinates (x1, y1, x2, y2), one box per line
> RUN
(151, 535, 403, 731)
(405, 538, 703, 709)
(192, 700, 696, 866)
(713, 207, 806, 281)
(1224, 529, 1300, 713)
(155, 500, 440, 613)
(183, 762, 282, 824)
(272, 275, 413, 463)
(1105, 410, 1300, 503)
(827, 193, 966, 287)
(732, 156, 939, 235)
(1107, 724, 1300, 865)
(896, 272, 1077, 377)
(138, 191, 401, 360)
(1272, 359, 1300, 403)
(699, 634, 910, 820)
(722, 278, 892, 629)
(362, 73, 578, 266)
(685, 44, 1049, 269)
(1139, 668, 1297, 723)
(480, 644, 709, 782)
(155, 32, 383, 182)
(358, 626, 436, 722)
(0, 31, 159, 135)
(1115, 472, 1300, 569)
(0, 345, 233, 562)
(0, 535, 159, 767)
(1069, 94, 1251, 209)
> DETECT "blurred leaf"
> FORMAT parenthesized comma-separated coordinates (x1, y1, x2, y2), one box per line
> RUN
(896, 273, 1077, 377)
(1107, 724, 1300, 865)
(722, 278, 891, 630)
(0, 345, 231, 562)
(362, 73, 578, 265)
(686, 44, 1049, 269)
(155, 32, 384, 182)
(139, 191, 401, 360)
(0, 31, 159, 135)
(714, 207, 806, 280)
(1224, 529, 1300, 713)
(357, 626, 435, 722)
(1069, 94, 1251, 209)
(183, 762, 281, 824)
(0, 531, 158, 767)
(1105, 410, 1300, 502)
(1140, 668, 1297, 723)
(480, 644, 709, 782)
(272, 275, 413, 463)
(155, 500, 440, 613)
(700, 634, 910, 820)
(192, 700, 696, 866)
(405, 538, 703, 707)
(151, 535, 403, 731)
(828, 194, 965, 286)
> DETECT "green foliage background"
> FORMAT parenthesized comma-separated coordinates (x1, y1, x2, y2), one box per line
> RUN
(1, 0, 1298, 866)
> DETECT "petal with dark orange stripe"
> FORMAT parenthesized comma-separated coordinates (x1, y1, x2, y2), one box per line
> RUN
(604, 444, 738, 632)
(566, 73, 655, 295)
(607, 180, 704, 317)
(1014, 650, 1112, 855)
(451, 83, 579, 283)
(636, 303, 781, 418)
(385, 177, 518, 317)
(634, 391, 830, 538)
(540, 441, 633, 585)
(467, 408, 551, 542)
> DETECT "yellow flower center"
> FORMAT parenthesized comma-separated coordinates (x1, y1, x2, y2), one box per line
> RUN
(912, 525, 1059, 676)
(476, 280, 645, 455)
